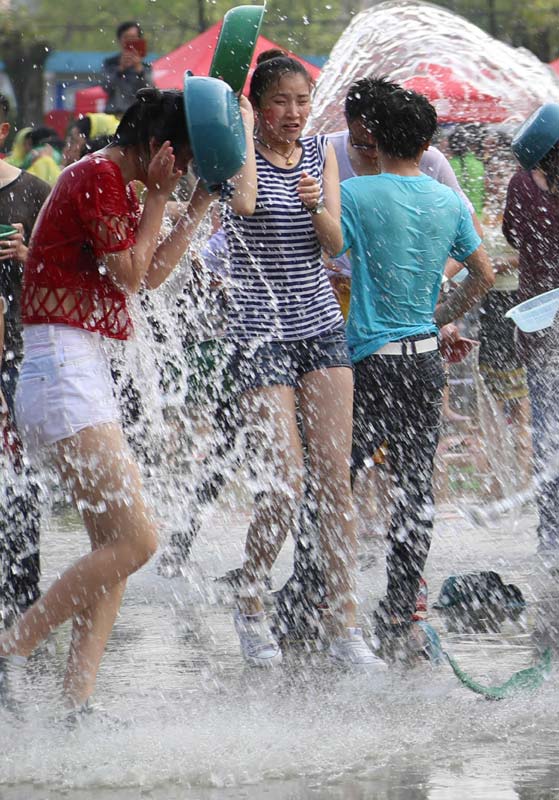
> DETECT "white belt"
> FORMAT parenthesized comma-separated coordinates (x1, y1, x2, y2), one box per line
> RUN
(373, 336, 439, 356)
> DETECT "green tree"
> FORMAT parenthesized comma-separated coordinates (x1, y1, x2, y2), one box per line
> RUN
(29, 0, 348, 56)
(437, 0, 559, 61)
(0, 9, 52, 129)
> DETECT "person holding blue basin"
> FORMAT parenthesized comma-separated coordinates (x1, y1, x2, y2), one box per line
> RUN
(0, 85, 254, 716)
(224, 50, 385, 671)
(504, 103, 559, 552)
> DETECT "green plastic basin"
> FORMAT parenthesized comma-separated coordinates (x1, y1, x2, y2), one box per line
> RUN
(0, 224, 17, 239)
(209, 5, 266, 94)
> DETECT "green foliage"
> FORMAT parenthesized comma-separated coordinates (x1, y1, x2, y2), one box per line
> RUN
(0, 5, 50, 54)
(436, 0, 559, 61)
(14, 0, 559, 62)
(0, 7, 52, 127)
(28, 0, 349, 56)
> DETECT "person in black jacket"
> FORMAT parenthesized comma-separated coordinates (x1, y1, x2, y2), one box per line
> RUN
(101, 21, 153, 117)
(0, 94, 51, 627)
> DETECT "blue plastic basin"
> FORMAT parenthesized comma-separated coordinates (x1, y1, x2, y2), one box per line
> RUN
(505, 287, 559, 332)
(183, 74, 246, 191)
(512, 103, 559, 170)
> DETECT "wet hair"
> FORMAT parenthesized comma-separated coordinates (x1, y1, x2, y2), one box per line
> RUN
(538, 141, 559, 193)
(371, 88, 437, 159)
(85, 135, 114, 154)
(448, 124, 486, 157)
(495, 130, 512, 149)
(112, 88, 188, 158)
(344, 75, 399, 127)
(117, 20, 142, 40)
(249, 49, 313, 108)
(0, 94, 9, 124)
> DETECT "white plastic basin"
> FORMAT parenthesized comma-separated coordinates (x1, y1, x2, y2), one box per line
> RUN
(505, 287, 559, 332)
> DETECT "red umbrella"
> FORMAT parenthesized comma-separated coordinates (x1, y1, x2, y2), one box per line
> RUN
(403, 63, 509, 124)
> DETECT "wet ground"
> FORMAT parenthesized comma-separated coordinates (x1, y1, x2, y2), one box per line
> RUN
(2, 485, 559, 800)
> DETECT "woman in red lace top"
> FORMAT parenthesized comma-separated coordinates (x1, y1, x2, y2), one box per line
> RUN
(0, 88, 220, 713)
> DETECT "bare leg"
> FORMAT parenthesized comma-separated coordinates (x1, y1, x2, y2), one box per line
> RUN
(0, 423, 158, 706)
(63, 580, 127, 705)
(238, 386, 304, 615)
(298, 366, 357, 634)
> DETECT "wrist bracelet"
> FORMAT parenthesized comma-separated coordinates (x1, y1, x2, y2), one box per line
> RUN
(305, 201, 325, 216)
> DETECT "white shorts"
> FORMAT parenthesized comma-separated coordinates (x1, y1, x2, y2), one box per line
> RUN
(15, 324, 120, 456)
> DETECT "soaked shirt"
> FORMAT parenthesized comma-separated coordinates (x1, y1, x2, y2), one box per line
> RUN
(327, 130, 474, 277)
(223, 136, 343, 341)
(0, 171, 50, 364)
(339, 173, 481, 362)
(22, 154, 140, 340)
(503, 168, 559, 364)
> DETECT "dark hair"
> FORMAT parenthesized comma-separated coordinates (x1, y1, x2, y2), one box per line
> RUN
(85, 135, 114, 154)
(0, 93, 9, 124)
(344, 75, 399, 127)
(117, 20, 142, 40)
(371, 88, 437, 159)
(28, 126, 57, 147)
(69, 116, 92, 138)
(249, 49, 313, 108)
(28, 126, 64, 151)
(256, 48, 287, 62)
(448, 124, 486, 157)
(112, 88, 188, 158)
(538, 141, 559, 192)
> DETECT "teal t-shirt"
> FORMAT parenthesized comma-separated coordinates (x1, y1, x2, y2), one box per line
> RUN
(339, 173, 481, 363)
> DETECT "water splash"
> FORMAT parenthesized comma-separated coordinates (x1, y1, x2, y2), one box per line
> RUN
(307, 0, 559, 133)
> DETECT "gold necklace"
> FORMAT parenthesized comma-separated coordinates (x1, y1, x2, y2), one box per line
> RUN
(256, 138, 298, 166)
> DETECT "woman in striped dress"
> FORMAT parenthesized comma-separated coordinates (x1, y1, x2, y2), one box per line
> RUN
(226, 51, 386, 671)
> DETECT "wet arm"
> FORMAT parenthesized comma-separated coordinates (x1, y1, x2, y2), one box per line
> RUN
(435, 244, 495, 327)
(309, 144, 343, 256)
(444, 212, 483, 279)
(144, 182, 214, 289)
(228, 97, 258, 216)
(104, 143, 211, 292)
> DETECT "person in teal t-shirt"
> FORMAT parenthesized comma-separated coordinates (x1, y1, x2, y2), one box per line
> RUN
(342, 170, 481, 363)
(338, 87, 494, 661)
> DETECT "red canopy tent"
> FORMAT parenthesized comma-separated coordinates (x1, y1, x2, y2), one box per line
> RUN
(74, 23, 321, 115)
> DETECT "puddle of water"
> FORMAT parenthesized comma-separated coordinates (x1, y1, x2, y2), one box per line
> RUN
(1, 497, 559, 799)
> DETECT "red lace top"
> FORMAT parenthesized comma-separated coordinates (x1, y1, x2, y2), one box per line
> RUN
(21, 154, 140, 339)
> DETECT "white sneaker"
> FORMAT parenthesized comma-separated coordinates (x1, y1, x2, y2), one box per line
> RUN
(329, 628, 388, 671)
(234, 611, 283, 668)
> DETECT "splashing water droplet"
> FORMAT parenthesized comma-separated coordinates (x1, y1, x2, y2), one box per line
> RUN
(307, 0, 559, 133)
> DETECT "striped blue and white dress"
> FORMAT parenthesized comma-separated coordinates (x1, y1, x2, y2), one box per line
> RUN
(223, 135, 344, 342)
